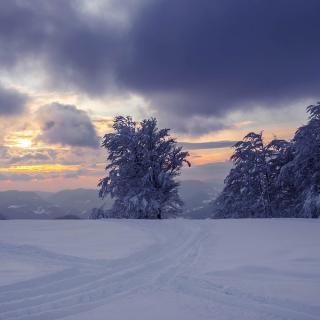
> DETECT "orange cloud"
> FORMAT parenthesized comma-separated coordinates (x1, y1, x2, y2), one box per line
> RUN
(189, 147, 233, 165)
(0, 164, 80, 173)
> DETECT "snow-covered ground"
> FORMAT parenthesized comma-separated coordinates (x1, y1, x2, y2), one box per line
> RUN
(0, 219, 319, 320)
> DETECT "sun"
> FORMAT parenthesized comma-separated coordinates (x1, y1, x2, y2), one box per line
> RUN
(16, 138, 33, 148)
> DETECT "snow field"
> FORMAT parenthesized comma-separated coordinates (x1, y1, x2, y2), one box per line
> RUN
(0, 219, 319, 320)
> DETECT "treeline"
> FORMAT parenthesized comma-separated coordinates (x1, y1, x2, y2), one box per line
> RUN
(213, 103, 320, 218)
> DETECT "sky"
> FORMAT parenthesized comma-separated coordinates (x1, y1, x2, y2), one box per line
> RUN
(0, 0, 319, 191)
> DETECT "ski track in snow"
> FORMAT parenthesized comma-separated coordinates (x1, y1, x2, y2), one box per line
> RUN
(0, 220, 319, 320)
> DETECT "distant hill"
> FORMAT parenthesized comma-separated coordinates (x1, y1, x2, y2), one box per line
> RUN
(0, 189, 111, 219)
(47, 189, 112, 218)
(0, 191, 59, 219)
(0, 181, 222, 219)
(55, 214, 81, 220)
(179, 180, 222, 218)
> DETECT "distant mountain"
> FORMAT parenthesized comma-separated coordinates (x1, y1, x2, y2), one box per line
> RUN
(47, 189, 113, 218)
(0, 189, 112, 219)
(0, 181, 222, 219)
(0, 190, 60, 219)
(179, 180, 222, 218)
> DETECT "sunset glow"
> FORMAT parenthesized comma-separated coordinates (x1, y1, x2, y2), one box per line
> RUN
(0, 164, 81, 174)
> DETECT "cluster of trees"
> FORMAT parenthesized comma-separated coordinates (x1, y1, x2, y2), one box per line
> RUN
(93, 103, 320, 220)
(213, 103, 320, 218)
(97, 116, 190, 219)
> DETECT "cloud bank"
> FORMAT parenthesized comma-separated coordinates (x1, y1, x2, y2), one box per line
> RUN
(1, 0, 320, 131)
(36, 103, 99, 148)
(0, 84, 28, 115)
(180, 141, 236, 150)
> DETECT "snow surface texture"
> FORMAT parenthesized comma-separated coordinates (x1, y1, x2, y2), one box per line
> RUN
(0, 219, 319, 320)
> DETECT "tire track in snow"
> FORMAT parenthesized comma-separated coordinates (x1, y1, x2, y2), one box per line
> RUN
(0, 221, 200, 320)
(173, 275, 320, 320)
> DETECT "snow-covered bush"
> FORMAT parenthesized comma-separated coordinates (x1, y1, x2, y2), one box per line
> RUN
(90, 207, 107, 219)
(99, 116, 190, 219)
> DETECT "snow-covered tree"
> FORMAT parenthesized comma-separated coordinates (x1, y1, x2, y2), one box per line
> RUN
(213, 103, 320, 219)
(99, 116, 190, 219)
(90, 207, 106, 219)
(266, 139, 295, 216)
(279, 103, 320, 218)
(213, 132, 272, 218)
(212, 133, 295, 218)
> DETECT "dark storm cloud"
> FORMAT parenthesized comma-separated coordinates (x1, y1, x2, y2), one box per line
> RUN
(0, 0, 122, 94)
(121, 0, 320, 116)
(0, 85, 28, 115)
(36, 103, 99, 148)
(180, 141, 236, 150)
(162, 113, 229, 135)
(1, 0, 320, 126)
